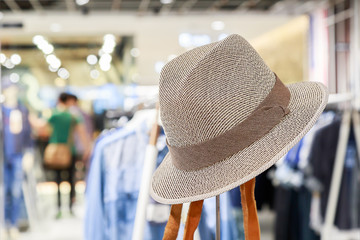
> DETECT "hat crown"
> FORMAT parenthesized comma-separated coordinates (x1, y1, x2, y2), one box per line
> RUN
(159, 34, 276, 147)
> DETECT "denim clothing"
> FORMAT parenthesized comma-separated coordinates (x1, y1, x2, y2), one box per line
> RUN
(229, 187, 241, 208)
(2, 105, 32, 159)
(85, 123, 168, 240)
(102, 127, 148, 240)
(145, 222, 166, 240)
(85, 127, 132, 240)
(284, 139, 303, 169)
(156, 134, 168, 168)
(2, 104, 32, 228)
(4, 154, 23, 226)
(232, 208, 245, 239)
(104, 193, 138, 240)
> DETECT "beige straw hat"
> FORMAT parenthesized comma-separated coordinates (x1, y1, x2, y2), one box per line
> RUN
(150, 34, 328, 204)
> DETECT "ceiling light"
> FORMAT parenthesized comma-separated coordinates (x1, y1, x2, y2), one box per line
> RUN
(46, 54, 57, 64)
(103, 34, 115, 42)
(10, 54, 21, 65)
(99, 54, 112, 65)
(99, 63, 111, 72)
(155, 61, 165, 74)
(0, 53, 6, 64)
(178, 33, 192, 48)
(50, 59, 61, 69)
(49, 65, 59, 72)
(102, 42, 116, 54)
(130, 48, 140, 58)
(4, 59, 15, 69)
(87, 55, 98, 65)
(37, 41, 49, 51)
(57, 68, 70, 79)
(42, 44, 54, 54)
(160, 0, 173, 4)
(211, 21, 225, 31)
(32, 35, 45, 45)
(9, 73, 20, 83)
(90, 69, 100, 79)
(76, 0, 89, 6)
(98, 49, 105, 57)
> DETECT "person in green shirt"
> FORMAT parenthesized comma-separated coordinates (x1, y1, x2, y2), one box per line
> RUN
(30, 92, 91, 218)
(48, 97, 81, 152)
(49, 93, 90, 218)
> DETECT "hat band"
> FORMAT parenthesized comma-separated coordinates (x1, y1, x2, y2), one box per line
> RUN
(167, 74, 291, 171)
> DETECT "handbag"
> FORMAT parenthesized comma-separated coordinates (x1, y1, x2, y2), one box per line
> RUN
(44, 143, 72, 170)
(44, 116, 74, 170)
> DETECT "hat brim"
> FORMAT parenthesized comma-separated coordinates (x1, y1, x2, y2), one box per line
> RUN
(151, 81, 328, 204)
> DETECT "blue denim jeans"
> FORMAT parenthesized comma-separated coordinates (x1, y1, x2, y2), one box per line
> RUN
(4, 154, 23, 227)
(104, 193, 166, 240)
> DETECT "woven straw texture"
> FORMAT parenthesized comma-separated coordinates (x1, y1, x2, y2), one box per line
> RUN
(151, 34, 328, 204)
(160, 35, 274, 147)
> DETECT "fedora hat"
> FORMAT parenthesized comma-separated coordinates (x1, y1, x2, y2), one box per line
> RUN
(151, 34, 328, 204)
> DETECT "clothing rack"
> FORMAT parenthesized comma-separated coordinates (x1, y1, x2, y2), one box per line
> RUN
(327, 93, 353, 105)
(216, 195, 221, 240)
(131, 104, 223, 240)
(321, 94, 360, 240)
(131, 93, 360, 240)
(132, 106, 160, 240)
(0, 43, 5, 238)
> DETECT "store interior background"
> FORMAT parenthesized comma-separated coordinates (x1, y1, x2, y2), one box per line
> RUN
(0, 0, 359, 240)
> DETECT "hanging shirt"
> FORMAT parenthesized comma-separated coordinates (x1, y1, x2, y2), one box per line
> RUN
(102, 125, 149, 240)
(85, 127, 131, 240)
(309, 118, 360, 229)
(2, 104, 32, 159)
(85, 122, 168, 240)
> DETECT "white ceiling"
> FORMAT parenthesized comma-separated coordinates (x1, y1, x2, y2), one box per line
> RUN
(0, 13, 298, 85)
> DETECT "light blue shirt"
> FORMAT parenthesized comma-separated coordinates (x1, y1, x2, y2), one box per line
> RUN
(85, 127, 134, 240)
(85, 123, 168, 240)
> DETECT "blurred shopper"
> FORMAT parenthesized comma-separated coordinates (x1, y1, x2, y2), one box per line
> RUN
(66, 94, 94, 165)
(30, 92, 91, 218)
(49, 93, 91, 217)
(1, 78, 32, 239)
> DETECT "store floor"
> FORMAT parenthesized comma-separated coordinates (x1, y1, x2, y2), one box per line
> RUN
(19, 211, 83, 240)
(15, 181, 275, 240)
(18, 181, 85, 240)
